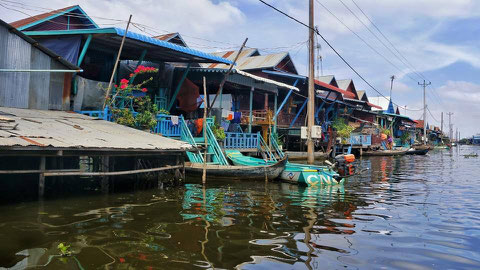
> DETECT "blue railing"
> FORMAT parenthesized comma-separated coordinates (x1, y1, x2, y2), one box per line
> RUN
(270, 133, 285, 159)
(180, 116, 204, 163)
(77, 107, 112, 121)
(224, 132, 259, 149)
(349, 134, 372, 146)
(258, 132, 277, 162)
(154, 115, 181, 137)
(78, 108, 182, 137)
(205, 119, 229, 165)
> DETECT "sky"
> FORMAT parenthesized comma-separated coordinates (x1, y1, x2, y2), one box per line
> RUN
(1, 0, 479, 137)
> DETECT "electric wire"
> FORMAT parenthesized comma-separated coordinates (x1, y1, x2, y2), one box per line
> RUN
(348, 0, 447, 107)
(337, 0, 421, 82)
(257, 0, 422, 112)
(314, 0, 418, 82)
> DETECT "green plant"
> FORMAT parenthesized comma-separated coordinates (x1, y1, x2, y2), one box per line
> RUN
(400, 132, 410, 144)
(57, 243, 71, 256)
(112, 108, 135, 127)
(211, 124, 226, 141)
(271, 132, 283, 147)
(158, 108, 170, 115)
(381, 128, 391, 136)
(135, 111, 157, 130)
(332, 118, 355, 139)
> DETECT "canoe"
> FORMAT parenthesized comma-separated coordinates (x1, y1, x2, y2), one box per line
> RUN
(405, 148, 429, 155)
(184, 157, 286, 181)
(225, 150, 343, 186)
(362, 149, 408, 156)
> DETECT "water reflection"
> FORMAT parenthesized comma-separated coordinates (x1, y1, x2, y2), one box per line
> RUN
(1, 146, 480, 269)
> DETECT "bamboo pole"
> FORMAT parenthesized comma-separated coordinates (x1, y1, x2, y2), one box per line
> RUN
(103, 15, 132, 109)
(207, 38, 248, 114)
(202, 76, 208, 185)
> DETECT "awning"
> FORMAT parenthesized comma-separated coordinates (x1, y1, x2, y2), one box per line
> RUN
(23, 28, 233, 64)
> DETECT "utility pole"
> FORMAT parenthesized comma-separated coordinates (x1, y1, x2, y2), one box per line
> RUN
(447, 112, 453, 141)
(307, 0, 315, 164)
(418, 80, 431, 145)
(390, 75, 395, 102)
(441, 112, 443, 136)
(315, 26, 321, 78)
(404, 105, 407, 115)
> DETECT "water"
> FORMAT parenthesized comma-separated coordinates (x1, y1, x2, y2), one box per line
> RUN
(1, 146, 480, 269)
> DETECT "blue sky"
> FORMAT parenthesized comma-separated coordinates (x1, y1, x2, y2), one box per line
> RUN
(1, 0, 479, 136)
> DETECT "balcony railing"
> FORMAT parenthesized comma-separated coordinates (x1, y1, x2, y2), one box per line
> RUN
(224, 132, 259, 149)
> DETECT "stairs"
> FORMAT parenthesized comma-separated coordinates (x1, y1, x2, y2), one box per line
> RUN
(179, 117, 229, 165)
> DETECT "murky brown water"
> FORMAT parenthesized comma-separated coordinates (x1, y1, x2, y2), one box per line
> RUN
(1, 146, 480, 269)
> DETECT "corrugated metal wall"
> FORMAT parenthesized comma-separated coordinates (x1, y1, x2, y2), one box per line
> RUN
(0, 23, 71, 110)
(0, 25, 31, 108)
(29, 47, 50, 109)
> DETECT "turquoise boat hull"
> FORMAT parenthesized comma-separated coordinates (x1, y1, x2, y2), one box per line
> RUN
(225, 150, 343, 186)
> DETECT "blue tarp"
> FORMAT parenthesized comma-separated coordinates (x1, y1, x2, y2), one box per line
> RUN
(38, 36, 81, 65)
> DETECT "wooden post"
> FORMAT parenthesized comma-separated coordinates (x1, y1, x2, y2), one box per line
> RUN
(273, 93, 278, 132)
(38, 156, 46, 198)
(202, 77, 208, 185)
(101, 156, 109, 194)
(103, 14, 132, 109)
(248, 87, 254, 133)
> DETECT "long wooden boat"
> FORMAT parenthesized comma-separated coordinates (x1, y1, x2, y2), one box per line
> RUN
(362, 148, 408, 156)
(405, 148, 429, 155)
(185, 157, 286, 181)
(225, 150, 343, 186)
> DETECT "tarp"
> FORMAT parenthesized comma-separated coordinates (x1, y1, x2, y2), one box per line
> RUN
(177, 78, 200, 113)
(38, 36, 81, 65)
(73, 76, 107, 111)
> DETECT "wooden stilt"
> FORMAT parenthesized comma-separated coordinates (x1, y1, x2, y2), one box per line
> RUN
(101, 156, 109, 194)
(38, 156, 46, 198)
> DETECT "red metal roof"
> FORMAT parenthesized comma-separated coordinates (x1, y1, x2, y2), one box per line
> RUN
(314, 79, 356, 99)
(367, 102, 383, 110)
(415, 120, 424, 128)
(10, 5, 77, 28)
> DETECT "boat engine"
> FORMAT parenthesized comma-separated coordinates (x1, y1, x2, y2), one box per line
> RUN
(335, 154, 356, 177)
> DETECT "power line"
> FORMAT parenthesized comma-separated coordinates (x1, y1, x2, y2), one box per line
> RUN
(426, 107, 440, 123)
(314, 0, 418, 82)
(345, 0, 424, 81)
(257, 0, 421, 111)
(348, 0, 447, 107)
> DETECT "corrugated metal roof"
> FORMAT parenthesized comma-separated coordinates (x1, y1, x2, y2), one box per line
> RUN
(315, 75, 335, 84)
(23, 27, 232, 64)
(237, 52, 289, 70)
(357, 90, 366, 101)
(0, 19, 80, 71)
(314, 79, 356, 99)
(368, 96, 391, 111)
(184, 67, 299, 91)
(0, 107, 192, 152)
(336, 79, 352, 91)
(10, 6, 77, 29)
(204, 48, 260, 69)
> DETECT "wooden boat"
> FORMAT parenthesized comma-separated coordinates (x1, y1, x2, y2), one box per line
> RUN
(184, 157, 286, 181)
(405, 148, 429, 155)
(225, 150, 343, 186)
(414, 144, 434, 151)
(362, 148, 408, 156)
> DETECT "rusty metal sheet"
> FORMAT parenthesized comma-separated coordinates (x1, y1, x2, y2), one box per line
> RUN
(0, 107, 192, 152)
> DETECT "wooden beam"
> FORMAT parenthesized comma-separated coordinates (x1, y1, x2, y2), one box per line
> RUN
(43, 165, 183, 177)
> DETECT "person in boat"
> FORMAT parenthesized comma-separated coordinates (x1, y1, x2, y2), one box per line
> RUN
(387, 135, 393, 150)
